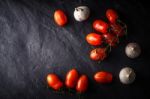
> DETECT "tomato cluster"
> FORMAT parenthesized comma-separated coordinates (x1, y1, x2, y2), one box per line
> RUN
(47, 68, 114, 95)
(51, 8, 128, 96)
(86, 9, 127, 61)
(47, 69, 88, 94)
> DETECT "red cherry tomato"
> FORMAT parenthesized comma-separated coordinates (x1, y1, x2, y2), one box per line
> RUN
(86, 33, 103, 46)
(90, 48, 107, 61)
(65, 69, 79, 88)
(110, 23, 125, 37)
(54, 10, 67, 26)
(93, 20, 109, 34)
(103, 33, 119, 47)
(76, 75, 88, 93)
(106, 9, 118, 23)
(47, 74, 63, 90)
(94, 71, 113, 84)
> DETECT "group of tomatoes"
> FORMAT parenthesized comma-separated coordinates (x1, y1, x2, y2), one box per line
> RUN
(54, 8, 127, 62)
(86, 9, 127, 61)
(51, 8, 127, 94)
(47, 69, 112, 94)
(47, 69, 87, 93)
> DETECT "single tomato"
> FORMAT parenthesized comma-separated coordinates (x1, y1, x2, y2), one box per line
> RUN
(54, 10, 67, 26)
(93, 20, 109, 34)
(86, 33, 103, 46)
(110, 23, 126, 37)
(47, 74, 63, 90)
(103, 33, 119, 47)
(94, 71, 113, 84)
(106, 9, 118, 23)
(90, 48, 107, 61)
(65, 69, 79, 88)
(76, 75, 88, 93)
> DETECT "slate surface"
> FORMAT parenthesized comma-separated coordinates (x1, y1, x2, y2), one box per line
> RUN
(0, 0, 150, 99)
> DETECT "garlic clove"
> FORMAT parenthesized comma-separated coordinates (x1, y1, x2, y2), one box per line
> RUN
(74, 6, 90, 22)
(125, 43, 141, 59)
(119, 67, 136, 84)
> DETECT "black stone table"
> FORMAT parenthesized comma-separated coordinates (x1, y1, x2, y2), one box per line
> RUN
(0, 0, 150, 99)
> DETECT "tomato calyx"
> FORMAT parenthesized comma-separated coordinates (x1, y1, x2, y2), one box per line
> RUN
(110, 20, 127, 37)
(103, 33, 119, 47)
(117, 19, 128, 35)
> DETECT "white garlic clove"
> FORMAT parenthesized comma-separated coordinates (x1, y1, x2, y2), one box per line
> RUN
(119, 67, 136, 84)
(125, 43, 141, 59)
(74, 6, 90, 22)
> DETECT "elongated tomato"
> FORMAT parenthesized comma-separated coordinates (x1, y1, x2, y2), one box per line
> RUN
(90, 48, 107, 61)
(47, 74, 63, 90)
(76, 75, 88, 93)
(106, 9, 118, 23)
(65, 69, 79, 88)
(86, 33, 103, 46)
(93, 20, 109, 34)
(54, 10, 67, 26)
(94, 71, 113, 84)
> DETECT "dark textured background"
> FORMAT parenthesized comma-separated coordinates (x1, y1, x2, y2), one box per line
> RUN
(0, 0, 150, 99)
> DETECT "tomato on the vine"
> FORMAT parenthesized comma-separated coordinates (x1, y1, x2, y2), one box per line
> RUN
(47, 74, 63, 90)
(76, 75, 88, 93)
(94, 71, 113, 84)
(106, 9, 118, 23)
(86, 33, 103, 46)
(103, 33, 119, 47)
(65, 69, 79, 88)
(54, 10, 67, 26)
(93, 20, 109, 34)
(90, 48, 107, 61)
(110, 23, 126, 37)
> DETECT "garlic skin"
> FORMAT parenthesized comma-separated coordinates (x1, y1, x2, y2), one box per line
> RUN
(74, 6, 90, 22)
(119, 67, 136, 84)
(125, 43, 141, 59)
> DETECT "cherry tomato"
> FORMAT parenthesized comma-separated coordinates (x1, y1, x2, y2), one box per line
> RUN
(76, 75, 88, 93)
(94, 71, 113, 84)
(93, 20, 109, 34)
(110, 23, 125, 37)
(54, 10, 67, 26)
(106, 9, 118, 23)
(90, 48, 107, 61)
(86, 33, 103, 46)
(103, 33, 119, 47)
(47, 74, 63, 90)
(65, 69, 79, 88)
